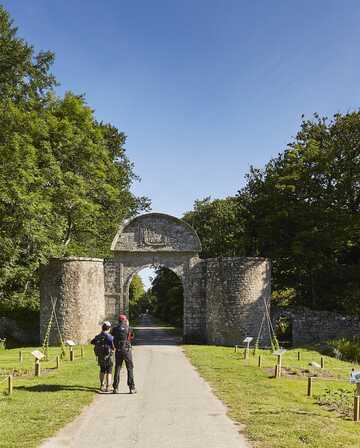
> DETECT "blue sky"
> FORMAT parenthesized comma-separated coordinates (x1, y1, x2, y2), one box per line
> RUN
(3, 1, 360, 288)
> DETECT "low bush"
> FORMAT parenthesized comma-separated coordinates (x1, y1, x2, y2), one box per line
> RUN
(328, 337, 360, 362)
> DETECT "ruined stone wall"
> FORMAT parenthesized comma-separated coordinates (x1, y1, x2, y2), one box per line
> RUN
(205, 257, 271, 346)
(40, 257, 105, 344)
(39, 255, 271, 346)
(184, 259, 207, 343)
(272, 307, 360, 346)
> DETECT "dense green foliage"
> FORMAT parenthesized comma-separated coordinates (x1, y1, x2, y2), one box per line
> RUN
(150, 267, 183, 326)
(129, 274, 146, 318)
(184, 112, 360, 315)
(0, 6, 149, 316)
(128, 268, 183, 325)
(328, 337, 360, 363)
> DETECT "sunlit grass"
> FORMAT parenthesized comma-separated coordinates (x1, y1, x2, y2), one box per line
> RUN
(184, 345, 360, 448)
(0, 345, 98, 448)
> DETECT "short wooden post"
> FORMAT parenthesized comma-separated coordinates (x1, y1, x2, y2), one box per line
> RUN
(258, 355, 262, 368)
(320, 356, 325, 369)
(56, 355, 60, 369)
(35, 359, 41, 377)
(275, 364, 280, 378)
(80, 346, 84, 358)
(234, 345, 238, 353)
(70, 347, 74, 362)
(244, 347, 249, 360)
(277, 355, 282, 377)
(307, 377, 313, 397)
(297, 351, 301, 361)
(8, 375, 13, 395)
(19, 351, 23, 364)
(354, 395, 360, 422)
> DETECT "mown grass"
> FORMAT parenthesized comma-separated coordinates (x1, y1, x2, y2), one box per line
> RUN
(0, 345, 99, 448)
(184, 346, 360, 448)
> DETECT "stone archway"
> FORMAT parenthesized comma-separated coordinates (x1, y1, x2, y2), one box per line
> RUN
(104, 213, 202, 340)
(40, 212, 271, 345)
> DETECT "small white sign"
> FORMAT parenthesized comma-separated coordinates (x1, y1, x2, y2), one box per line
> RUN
(350, 371, 360, 384)
(243, 337, 253, 344)
(273, 349, 287, 356)
(65, 340, 76, 346)
(31, 350, 45, 360)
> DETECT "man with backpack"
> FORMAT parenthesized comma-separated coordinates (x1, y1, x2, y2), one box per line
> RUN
(111, 314, 136, 394)
(91, 321, 114, 392)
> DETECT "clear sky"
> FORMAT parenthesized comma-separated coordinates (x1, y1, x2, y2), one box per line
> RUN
(3, 0, 360, 220)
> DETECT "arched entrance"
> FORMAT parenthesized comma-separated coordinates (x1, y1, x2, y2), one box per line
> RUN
(40, 212, 271, 345)
(106, 213, 202, 339)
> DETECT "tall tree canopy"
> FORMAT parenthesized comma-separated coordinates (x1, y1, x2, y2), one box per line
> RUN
(184, 112, 360, 315)
(0, 6, 149, 312)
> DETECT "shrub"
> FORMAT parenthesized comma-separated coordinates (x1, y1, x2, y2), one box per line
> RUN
(328, 337, 360, 363)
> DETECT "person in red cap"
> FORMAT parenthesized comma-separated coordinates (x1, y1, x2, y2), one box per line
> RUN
(111, 313, 136, 394)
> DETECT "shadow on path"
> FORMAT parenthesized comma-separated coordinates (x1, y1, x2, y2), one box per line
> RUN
(15, 384, 98, 393)
(133, 315, 182, 346)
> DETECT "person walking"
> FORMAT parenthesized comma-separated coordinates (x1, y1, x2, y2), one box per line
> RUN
(91, 321, 114, 392)
(111, 314, 136, 394)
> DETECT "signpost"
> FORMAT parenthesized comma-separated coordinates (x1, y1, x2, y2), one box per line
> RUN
(273, 349, 287, 378)
(66, 340, 76, 361)
(31, 350, 45, 376)
(350, 371, 360, 422)
(243, 337, 253, 360)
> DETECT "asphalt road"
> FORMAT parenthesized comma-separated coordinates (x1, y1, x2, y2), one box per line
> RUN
(41, 316, 249, 448)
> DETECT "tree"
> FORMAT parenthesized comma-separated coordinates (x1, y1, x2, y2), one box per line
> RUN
(0, 6, 150, 316)
(183, 196, 245, 259)
(237, 112, 360, 313)
(150, 267, 183, 326)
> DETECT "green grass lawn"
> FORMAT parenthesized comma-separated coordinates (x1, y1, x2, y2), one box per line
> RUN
(184, 345, 360, 448)
(0, 345, 99, 448)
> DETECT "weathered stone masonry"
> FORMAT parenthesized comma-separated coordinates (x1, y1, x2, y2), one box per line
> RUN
(40, 213, 271, 345)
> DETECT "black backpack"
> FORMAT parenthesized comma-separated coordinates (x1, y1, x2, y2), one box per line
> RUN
(92, 333, 111, 361)
(112, 323, 130, 350)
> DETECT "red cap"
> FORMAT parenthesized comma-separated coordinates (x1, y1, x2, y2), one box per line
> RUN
(118, 314, 127, 321)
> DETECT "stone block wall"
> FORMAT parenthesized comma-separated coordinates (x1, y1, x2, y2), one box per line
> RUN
(39, 255, 271, 346)
(40, 257, 105, 344)
(272, 307, 360, 346)
(205, 257, 271, 346)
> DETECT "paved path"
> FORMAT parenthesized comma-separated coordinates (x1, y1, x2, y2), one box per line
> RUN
(41, 317, 249, 448)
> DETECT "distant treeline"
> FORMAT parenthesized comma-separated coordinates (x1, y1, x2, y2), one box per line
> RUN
(137, 110, 360, 321)
(0, 6, 149, 318)
(184, 112, 360, 315)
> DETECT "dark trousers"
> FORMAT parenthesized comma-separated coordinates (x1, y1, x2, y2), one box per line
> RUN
(113, 348, 135, 389)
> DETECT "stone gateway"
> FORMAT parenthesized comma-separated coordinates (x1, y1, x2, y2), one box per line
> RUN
(40, 213, 271, 345)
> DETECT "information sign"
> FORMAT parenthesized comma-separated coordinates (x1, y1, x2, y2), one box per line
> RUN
(243, 337, 253, 344)
(65, 340, 76, 346)
(350, 371, 360, 384)
(31, 350, 45, 360)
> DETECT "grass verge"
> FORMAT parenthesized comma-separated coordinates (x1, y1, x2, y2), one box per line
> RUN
(0, 345, 99, 448)
(184, 345, 360, 448)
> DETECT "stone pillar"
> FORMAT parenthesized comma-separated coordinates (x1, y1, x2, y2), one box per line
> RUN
(205, 257, 271, 346)
(40, 257, 105, 345)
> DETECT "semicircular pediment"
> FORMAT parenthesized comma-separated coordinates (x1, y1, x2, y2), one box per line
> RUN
(111, 213, 201, 253)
